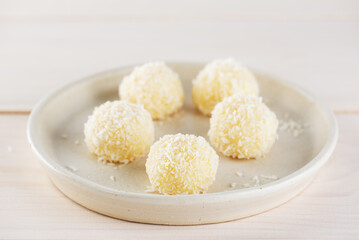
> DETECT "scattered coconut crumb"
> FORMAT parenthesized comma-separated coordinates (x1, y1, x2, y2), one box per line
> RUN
(145, 186, 156, 193)
(7, 146, 13, 153)
(230, 182, 237, 188)
(279, 114, 307, 137)
(235, 171, 243, 177)
(121, 159, 130, 165)
(66, 165, 78, 172)
(97, 157, 128, 166)
(74, 140, 80, 145)
(240, 174, 278, 189)
(252, 175, 261, 186)
(110, 175, 116, 181)
(260, 174, 278, 180)
(61, 134, 68, 139)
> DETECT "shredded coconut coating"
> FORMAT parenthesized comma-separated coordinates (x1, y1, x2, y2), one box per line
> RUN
(192, 58, 259, 115)
(209, 94, 278, 159)
(146, 134, 219, 195)
(84, 100, 154, 163)
(119, 62, 185, 120)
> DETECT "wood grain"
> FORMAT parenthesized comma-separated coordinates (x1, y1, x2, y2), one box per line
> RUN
(0, 114, 358, 239)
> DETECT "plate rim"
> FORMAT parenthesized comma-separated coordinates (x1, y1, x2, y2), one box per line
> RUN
(27, 61, 338, 202)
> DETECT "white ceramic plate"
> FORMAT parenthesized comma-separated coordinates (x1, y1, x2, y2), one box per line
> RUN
(27, 62, 338, 225)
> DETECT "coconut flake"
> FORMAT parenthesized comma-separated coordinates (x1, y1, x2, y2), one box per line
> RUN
(61, 134, 68, 139)
(279, 114, 307, 137)
(66, 165, 78, 172)
(145, 186, 156, 193)
(252, 175, 260, 185)
(260, 174, 278, 180)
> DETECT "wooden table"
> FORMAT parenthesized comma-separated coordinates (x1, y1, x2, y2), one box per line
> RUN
(1, 1, 358, 239)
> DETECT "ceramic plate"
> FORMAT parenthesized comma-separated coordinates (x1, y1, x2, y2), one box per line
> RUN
(27, 62, 338, 225)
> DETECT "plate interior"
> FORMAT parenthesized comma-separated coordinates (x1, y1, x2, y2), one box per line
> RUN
(34, 63, 329, 194)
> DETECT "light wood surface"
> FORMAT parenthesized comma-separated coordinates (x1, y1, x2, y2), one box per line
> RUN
(1, 114, 358, 239)
(0, 0, 358, 239)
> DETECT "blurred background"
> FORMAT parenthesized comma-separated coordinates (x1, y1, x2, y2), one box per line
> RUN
(0, 0, 358, 113)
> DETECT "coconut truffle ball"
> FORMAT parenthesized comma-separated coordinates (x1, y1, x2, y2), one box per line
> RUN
(192, 58, 259, 115)
(146, 134, 219, 195)
(209, 94, 278, 159)
(119, 62, 185, 120)
(84, 100, 154, 164)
